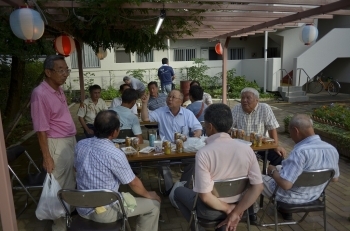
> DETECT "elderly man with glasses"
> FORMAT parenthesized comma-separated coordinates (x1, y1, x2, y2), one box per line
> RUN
(31, 55, 76, 231)
(141, 89, 202, 194)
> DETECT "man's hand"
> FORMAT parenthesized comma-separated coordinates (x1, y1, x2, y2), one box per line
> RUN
(274, 146, 286, 157)
(267, 165, 277, 175)
(141, 93, 150, 104)
(147, 191, 161, 203)
(86, 128, 94, 135)
(217, 211, 243, 231)
(43, 155, 55, 173)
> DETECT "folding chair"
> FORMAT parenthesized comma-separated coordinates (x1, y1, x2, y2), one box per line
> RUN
(188, 176, 251, 231)
(7, 145, 46, 217)
(58, 189, 131, 231)
(258, 169, 335, 231)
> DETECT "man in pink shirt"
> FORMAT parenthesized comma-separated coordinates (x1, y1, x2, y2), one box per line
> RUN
(31, 55, 76, 231)
(174, 104, 263, 231)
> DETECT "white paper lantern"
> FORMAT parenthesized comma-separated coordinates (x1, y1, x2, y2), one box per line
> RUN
(300, 24, 318, 45)
(10, 7, 44, 42)
(96, 47, 107, 60)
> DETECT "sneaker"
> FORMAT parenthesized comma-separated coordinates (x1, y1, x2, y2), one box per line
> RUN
(279, 211, 293, 221)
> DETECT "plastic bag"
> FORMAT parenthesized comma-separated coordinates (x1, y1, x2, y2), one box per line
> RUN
(169, 181, 186, 208)
(35, 173, 66, 220)
(183, 137, 206, 152)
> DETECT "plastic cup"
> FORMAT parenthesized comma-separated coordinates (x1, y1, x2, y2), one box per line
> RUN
(154, 141, 163, 153)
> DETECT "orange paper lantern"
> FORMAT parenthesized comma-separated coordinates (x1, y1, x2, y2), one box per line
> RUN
(54, 35, 76, 57)
(215, 43, 223, 55)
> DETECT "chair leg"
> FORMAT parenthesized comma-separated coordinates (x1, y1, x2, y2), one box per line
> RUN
(158, 172, 163, 194)
(323, 207, 327, 231)
(246, 209, 251, 231)
(274, 202, 278, 231)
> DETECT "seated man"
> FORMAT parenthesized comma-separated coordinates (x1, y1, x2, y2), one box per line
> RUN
(187, 85, 208, 122)
(110, 88, 143, 144)
(190, 80, 213, 106)
(147, 81, 167, 111)
(141, 89, 202, 141)
(77, 84, 108, 138)
(175, 104, 263, 231)
(141, 89, 203, 193)
(123, 76, 146, 98)
(231, 87, 286, 166)
(263, 114, 339, 220)
(75, 110, 160, 231)
(110, 84, 137, 115)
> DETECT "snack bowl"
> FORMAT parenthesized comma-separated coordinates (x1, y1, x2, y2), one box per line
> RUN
(121, 147, 137, 156)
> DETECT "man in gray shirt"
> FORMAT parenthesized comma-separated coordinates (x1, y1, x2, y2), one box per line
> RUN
(147, 81, 167, 111)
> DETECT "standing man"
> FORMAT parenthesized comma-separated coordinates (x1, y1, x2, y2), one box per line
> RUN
(123, 76, 146, 98)
(31, 55, 76, 231)
(263, 114, 339, 220)
(175, 104, 263, 231)
(77, 84, 108, 138)
(158, 58, 175, 94)
(147, 81, 167, 111)
(75, 110, 160, 231)
(110, 89, 144, 144)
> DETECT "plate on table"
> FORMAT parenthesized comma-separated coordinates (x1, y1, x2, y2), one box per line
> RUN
(233, 139, 252, 146)
(121, 147, 137, 155)
(112, 138, 125, 143)
(139, 147, 154, 153)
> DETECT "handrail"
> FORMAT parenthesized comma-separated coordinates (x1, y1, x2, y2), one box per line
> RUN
(296, 68, 312, 94)
(278, 69, 293, 97)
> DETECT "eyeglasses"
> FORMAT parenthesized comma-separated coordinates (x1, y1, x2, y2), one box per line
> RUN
(167, 95, 182, 100)
(51, 69, 71, 75)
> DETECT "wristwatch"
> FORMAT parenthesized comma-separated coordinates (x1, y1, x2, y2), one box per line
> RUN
(269, 169, 277, 177)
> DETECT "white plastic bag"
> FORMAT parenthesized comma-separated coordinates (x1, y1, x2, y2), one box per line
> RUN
(169, 181, 186, 209)
(35, 173, 66, 220)
(183, 137, 206, 152)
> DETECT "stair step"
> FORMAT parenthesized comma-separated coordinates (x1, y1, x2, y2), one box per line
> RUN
(285, 96, 309, 103)
(281, 91, 306, 97)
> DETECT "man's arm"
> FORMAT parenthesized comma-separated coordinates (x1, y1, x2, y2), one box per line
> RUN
(78, 117, 94, 135)
(141, 94, 150, 121)
(37, 131, 54, 173)
(193, 129, 202, 137)
(267, 165, 293, 190)
(218, 184, 263, 231)
(136, 134, 144, 144)
(128, 176, 161, 203)
(199, 192, 235, 214)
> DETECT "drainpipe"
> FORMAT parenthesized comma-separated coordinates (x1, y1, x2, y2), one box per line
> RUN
(264, 31, 268, 93)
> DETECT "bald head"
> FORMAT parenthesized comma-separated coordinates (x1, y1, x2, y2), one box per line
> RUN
(289, 114, 315, 142)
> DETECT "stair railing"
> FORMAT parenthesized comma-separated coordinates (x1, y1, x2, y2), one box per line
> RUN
(278, 69, 293, 97)
(296, 68, 312, 94)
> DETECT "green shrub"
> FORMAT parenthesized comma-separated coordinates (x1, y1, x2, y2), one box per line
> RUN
(101, 86, 119, 100)
(312, 104, 350, 130)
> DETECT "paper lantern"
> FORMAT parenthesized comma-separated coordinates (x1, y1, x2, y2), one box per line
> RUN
(54, 35, 76, 57)
(215, 43, 223, 55)
(9, 7, 44, 43)
(96, 47, 107, 60)
(300, 24, 318, 45)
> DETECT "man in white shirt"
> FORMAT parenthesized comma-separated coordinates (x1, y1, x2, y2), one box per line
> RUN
(110, 84, 137, 115)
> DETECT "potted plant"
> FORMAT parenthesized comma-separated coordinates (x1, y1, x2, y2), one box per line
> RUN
(283, 115, 293, 133)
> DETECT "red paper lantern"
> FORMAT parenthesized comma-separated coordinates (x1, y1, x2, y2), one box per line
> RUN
(215, 42, 223, 55)
(54, 35, 76, 57)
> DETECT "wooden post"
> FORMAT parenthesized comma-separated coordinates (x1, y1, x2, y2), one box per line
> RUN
(0, 113, 18, 231)
(74, 39, 85, 103)
(221, 37, 230, 105)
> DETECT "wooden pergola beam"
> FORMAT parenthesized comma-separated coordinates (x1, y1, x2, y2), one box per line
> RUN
(1, 0, 25, 7)
(212, 0, 350, 40)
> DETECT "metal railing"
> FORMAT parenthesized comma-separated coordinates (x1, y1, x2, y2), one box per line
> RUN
(278, 69, 293, 96)
(296, 68, 312, 94)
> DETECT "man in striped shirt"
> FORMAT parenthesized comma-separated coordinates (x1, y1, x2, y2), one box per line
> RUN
(263, 114, 339, 220)
(231, 87, 285, 166)
(75, 110, 160, 231)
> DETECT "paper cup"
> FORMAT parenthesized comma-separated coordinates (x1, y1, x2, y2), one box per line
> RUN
(154, 141, 163, 153)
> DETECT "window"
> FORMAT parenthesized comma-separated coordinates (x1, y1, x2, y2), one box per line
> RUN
(209, 47, 222, 60)
(229, 48, 245, 60)
(261, 47, 279, 58)
(174, 48, 196, 61)
(136, 51, 153, 62)
(115, 50, 131, 63)
(71, 44, 100, 69)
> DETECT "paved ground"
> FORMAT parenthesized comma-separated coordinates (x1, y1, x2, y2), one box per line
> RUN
(3, 91, 350, 231)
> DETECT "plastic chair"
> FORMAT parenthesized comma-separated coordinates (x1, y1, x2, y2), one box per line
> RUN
(58, 189, 131, 231)
(7, 145, 46, 217)
(258, 169, 335, 231)
(188, 176, 251, 231)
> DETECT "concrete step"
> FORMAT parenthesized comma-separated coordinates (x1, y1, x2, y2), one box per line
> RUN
(281, 91, 306, 98)
(285, 95, 309, 103)
(278, 86, 304, 92)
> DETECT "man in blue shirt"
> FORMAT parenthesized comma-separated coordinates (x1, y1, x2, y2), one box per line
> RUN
(187, 85, 208, 122)
(158, 58, 175, 94)
(147, 81, 167, 111)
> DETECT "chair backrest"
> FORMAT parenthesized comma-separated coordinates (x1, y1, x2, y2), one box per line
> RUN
(211, 176, 250, 198)
(6, 145, 25, 163)
(58, 189, 123, 209)
(117, 129, 134, 139)
(293, 169, 335, 188)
